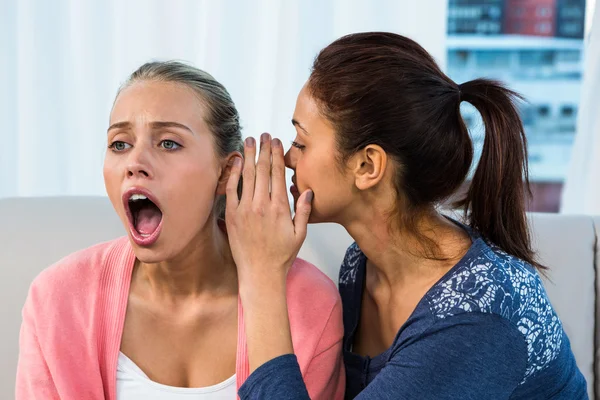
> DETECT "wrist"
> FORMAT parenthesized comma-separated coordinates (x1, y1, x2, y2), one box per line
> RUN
(237, 263, 288, 291)
(238, 277, 287, 304)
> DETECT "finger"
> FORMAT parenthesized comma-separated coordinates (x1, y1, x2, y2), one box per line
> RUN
(225, 156, 243, 210)
(293, 189, 313, 242)
(241, 137, 256, 203)
(254, 132, 272, 203)
(270, 138, 289, 206)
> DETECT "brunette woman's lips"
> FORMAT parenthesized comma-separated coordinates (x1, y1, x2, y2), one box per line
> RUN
(290, 184, 299, 196)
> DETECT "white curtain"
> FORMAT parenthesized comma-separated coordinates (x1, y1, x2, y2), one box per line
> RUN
(561, 2, 600, 214)
(0, 0, 447, 199)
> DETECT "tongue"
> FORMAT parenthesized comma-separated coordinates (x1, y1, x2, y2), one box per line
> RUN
(135, 207, 162, 235)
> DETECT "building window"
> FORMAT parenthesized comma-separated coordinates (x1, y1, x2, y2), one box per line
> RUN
(537, 6, 552, 17)
(514, 7, 525, 18)
(561, 105, 576, 117)
(476, 50, 511, 68)
(535, 22, 552, 34)
(448, 50, 470, 68)
(519, 50, 555, 67)
(537, 105, 551, 118)
(488, 6, 502, 18)
(556, 50, 580, 63)
(561, 23, 582, 35)
(561, 6, 583, 18)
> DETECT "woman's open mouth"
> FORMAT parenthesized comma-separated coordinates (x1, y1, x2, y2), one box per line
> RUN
(123, 188, 163, 246)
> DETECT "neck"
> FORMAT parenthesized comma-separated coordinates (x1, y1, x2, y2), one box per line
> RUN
(341, 198, 471, 291)
(135, 219, 238, 301)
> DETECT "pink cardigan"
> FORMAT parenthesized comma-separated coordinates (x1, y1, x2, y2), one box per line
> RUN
(16, 237, 345, 399)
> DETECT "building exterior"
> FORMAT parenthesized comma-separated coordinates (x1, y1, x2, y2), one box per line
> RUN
(447, 0, 587, 210)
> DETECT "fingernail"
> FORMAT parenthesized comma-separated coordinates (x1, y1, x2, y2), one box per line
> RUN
(245, 137, 255, 147)
(234, 157, 242, 167)
(272, 138, 282, 148)
(261, 133, 271, 143)
(305, 190, 314, 204)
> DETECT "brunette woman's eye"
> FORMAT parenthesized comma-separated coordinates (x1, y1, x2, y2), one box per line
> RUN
(291, 141, 306, 151)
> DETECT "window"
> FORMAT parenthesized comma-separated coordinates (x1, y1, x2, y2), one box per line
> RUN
(537, 6, 552, 17)
(560, 23, 582, 35)
(448, 50, 470, 67)
(535, 22, 552, 34)
(537, 105, 551, 117)
(561, 105, 576, 117)
(514, 7, 525, 17)
(476, 50, 511, 68)
(561, 6, 583, 18)
(519, 50, 555, 67)
(556, 50, 580, 63)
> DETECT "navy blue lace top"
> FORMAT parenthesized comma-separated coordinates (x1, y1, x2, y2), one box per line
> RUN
(239, 225, 588, 399)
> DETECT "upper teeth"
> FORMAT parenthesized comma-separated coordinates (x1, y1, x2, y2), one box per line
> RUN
(130, 194, 147, 201)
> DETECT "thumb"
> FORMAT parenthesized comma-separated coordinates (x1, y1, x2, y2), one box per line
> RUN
(293, 189, 313, 242)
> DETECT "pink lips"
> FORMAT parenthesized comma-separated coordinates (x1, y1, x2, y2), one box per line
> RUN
(291, 177, 299, 196)
(122, 187, 164, 247)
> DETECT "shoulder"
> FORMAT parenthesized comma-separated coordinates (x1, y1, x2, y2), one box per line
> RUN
(338, 242, 363, 288)
(426, 239, 553, 322)
(26, 237, 130, 309)
(425, 239, 564, 382)
(287, 257, 340, 310)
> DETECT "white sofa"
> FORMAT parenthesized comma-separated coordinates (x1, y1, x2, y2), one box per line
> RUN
(0, 197, 596, 398)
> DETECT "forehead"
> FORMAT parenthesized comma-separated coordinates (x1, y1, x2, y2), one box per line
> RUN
(110, 80, 208, 128)
(293, 84, 335, 136)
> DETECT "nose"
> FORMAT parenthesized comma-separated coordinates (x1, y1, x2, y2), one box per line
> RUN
(284, 147, 296, 170)
(126, 147, 153, 179)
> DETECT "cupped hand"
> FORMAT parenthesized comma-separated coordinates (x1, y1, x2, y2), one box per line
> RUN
(225, 133, 313, 287)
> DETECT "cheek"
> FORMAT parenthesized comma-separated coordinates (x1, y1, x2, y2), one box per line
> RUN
(102, 162, 120, 202)
(296, 152, 333, 187)
(168, 163, 220, 210)
(295, 157, 313, 186)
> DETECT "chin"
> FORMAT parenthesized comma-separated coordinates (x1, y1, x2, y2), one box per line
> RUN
(128, 238, 171, 264)
(127, 229, 188, 264)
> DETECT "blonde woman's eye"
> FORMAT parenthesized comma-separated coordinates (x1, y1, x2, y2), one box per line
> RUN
(108, 141, 131, 152)
(160, 140, 181, 150)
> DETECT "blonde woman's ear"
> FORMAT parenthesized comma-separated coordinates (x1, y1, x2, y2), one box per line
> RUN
(217, 152, 243, 195)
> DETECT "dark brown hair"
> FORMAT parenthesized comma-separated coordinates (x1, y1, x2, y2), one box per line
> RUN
(308, 32, 541, 269)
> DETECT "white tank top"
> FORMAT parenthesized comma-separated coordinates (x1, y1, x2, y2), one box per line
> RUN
(116, 352, 237, 399)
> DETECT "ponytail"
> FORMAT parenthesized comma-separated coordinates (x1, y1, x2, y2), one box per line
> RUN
(455, 78, 544, 270)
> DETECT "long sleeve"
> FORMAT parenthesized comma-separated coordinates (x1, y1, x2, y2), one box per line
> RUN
(239, 291, 345, 400)
(15, 286, 60, 400)
(239, 313, 528, 400)
(238, 355, 309, 399)
(352, 313, 527, 400)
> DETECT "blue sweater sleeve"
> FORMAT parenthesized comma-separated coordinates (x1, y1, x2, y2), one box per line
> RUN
(239, 313, 528, 399)
(238, 354, 310, 400)
(354, 312, 528, 400)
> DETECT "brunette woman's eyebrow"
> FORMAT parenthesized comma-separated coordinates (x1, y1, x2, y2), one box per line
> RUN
(291, 118, 310, 135)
